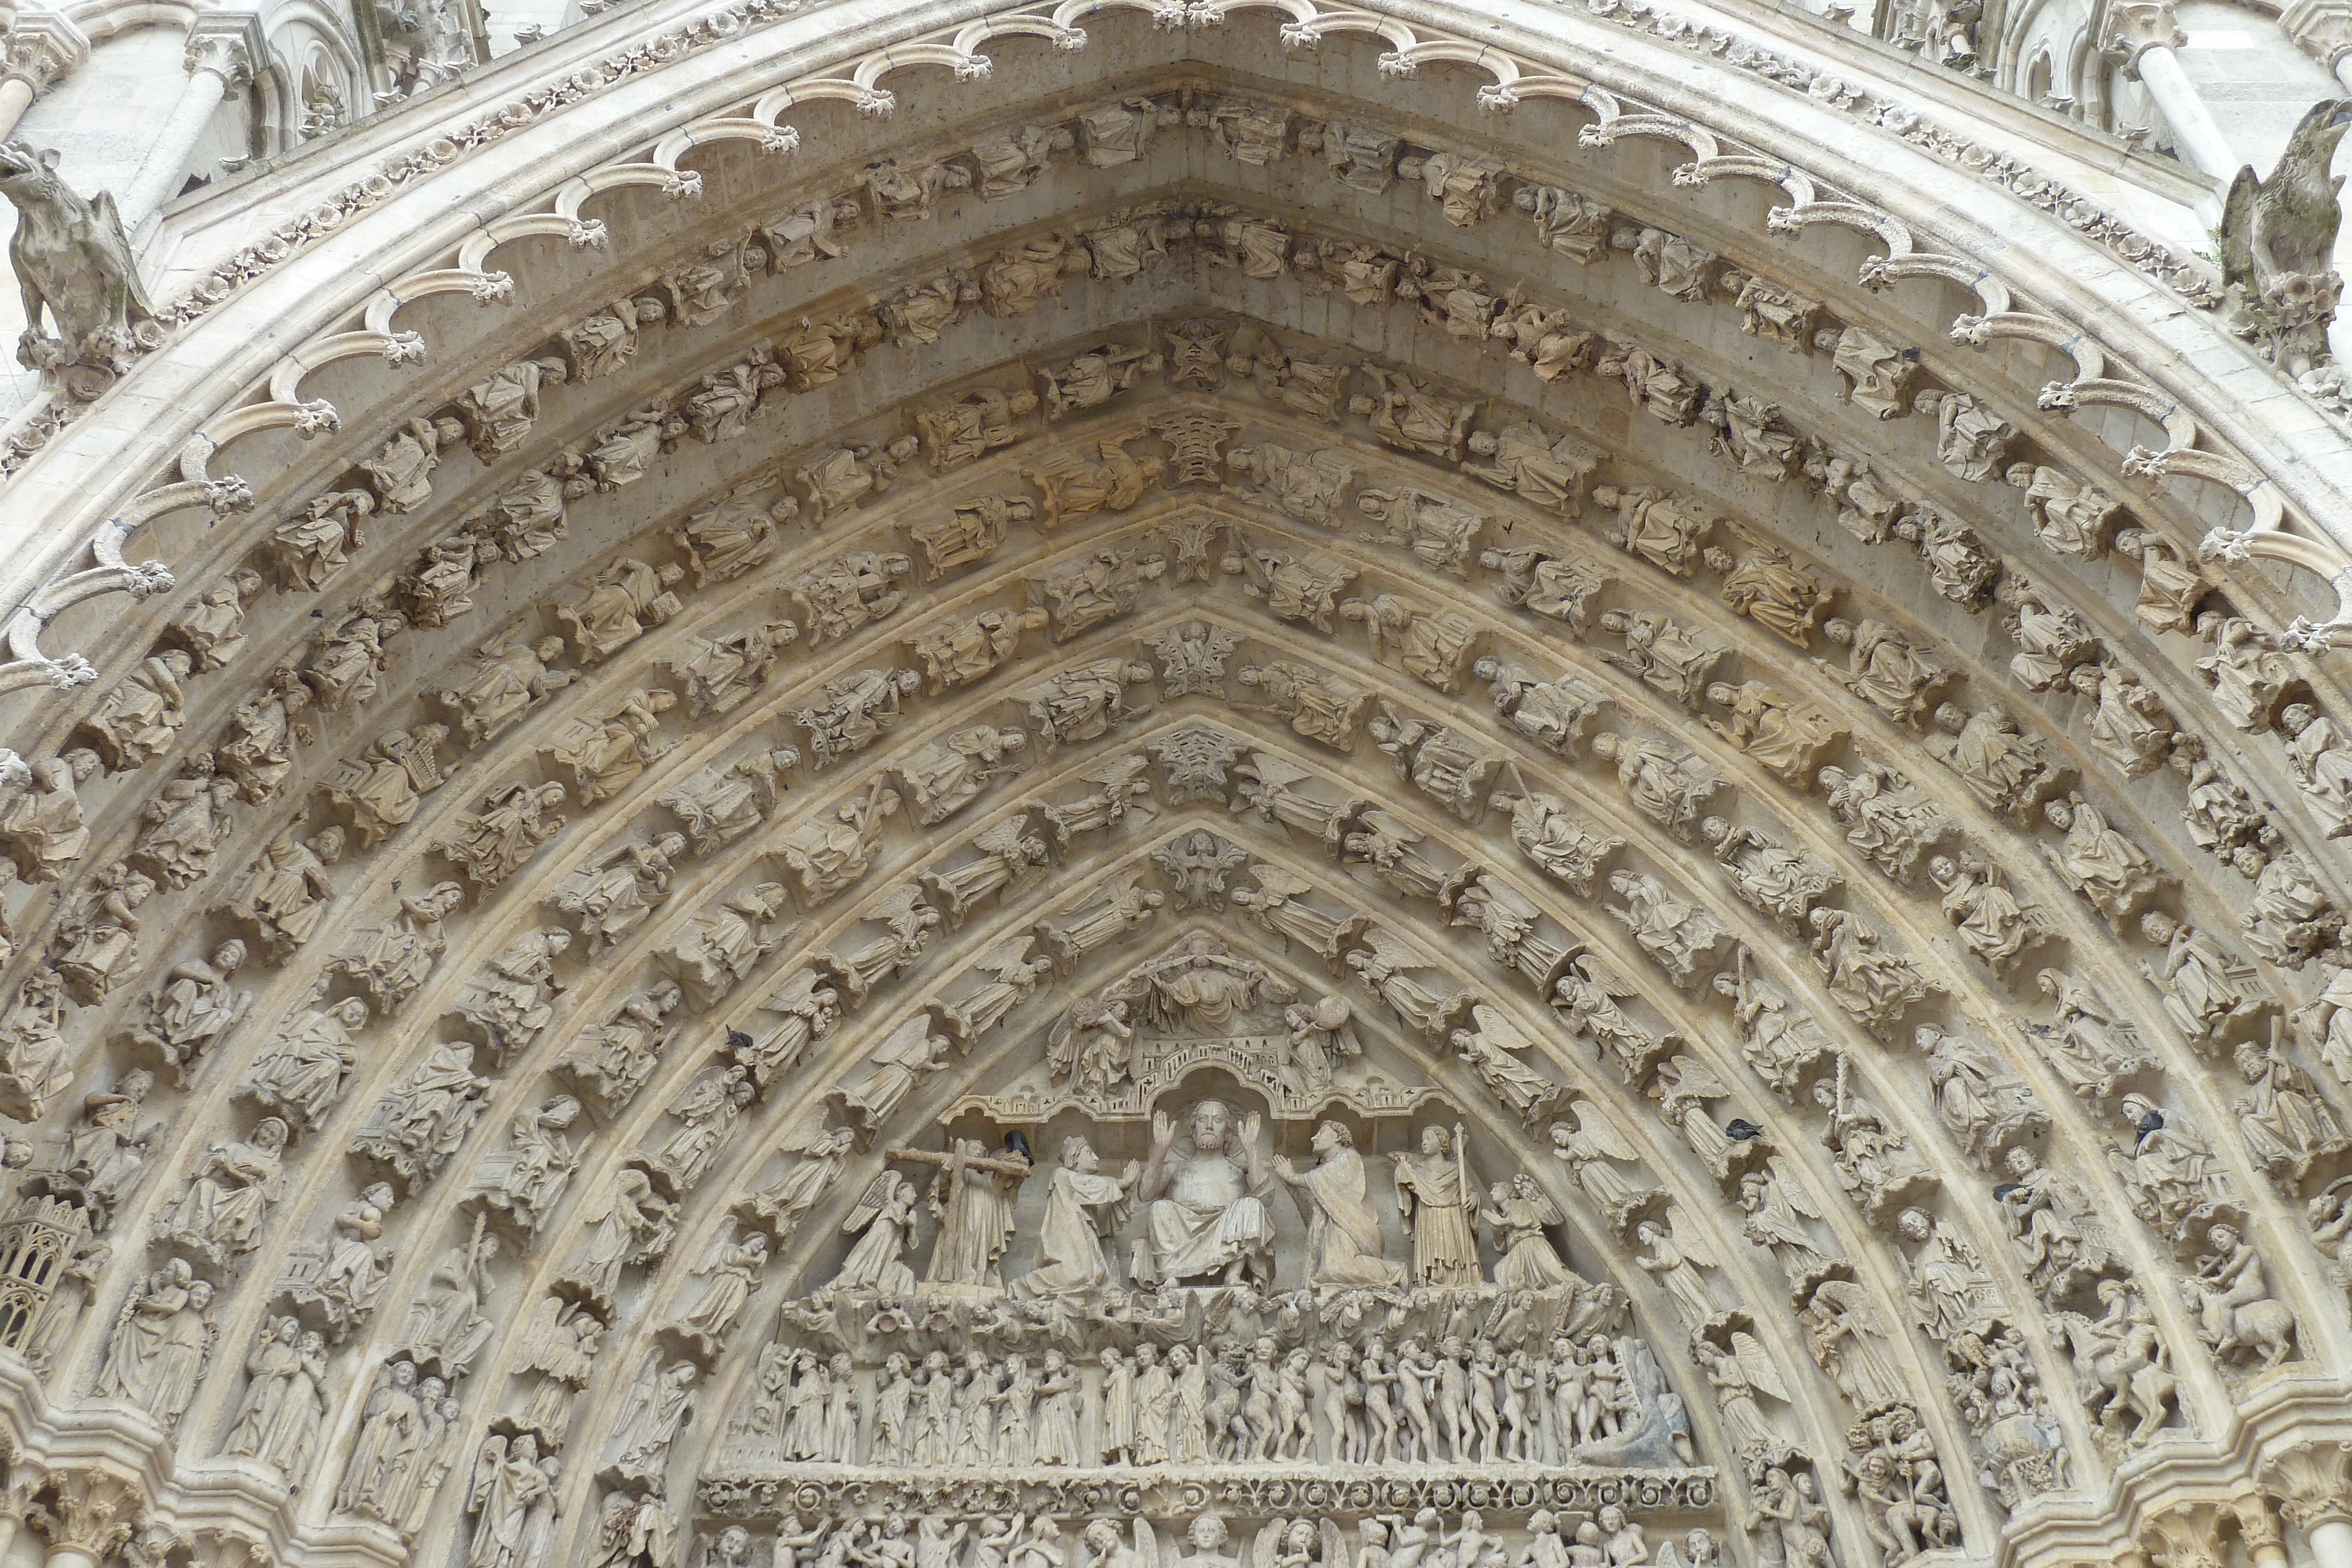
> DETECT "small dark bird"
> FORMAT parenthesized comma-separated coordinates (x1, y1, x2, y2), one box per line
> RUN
(2136, 1108, 2164, 1148)
(1725, 1118, 1765, 1142)
(726, 1028, 753, 1052)
(1003, 1129, 1034, 1162)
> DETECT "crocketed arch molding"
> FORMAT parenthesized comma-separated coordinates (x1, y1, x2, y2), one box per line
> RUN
(1, 7, 2351, 1568)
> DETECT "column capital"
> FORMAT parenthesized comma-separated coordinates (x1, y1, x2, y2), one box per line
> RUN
(181, 14, 259, 86)
(2099, 0, 2187, 71)
(25, 1470, 142, 1560)
(2282, 0, 2352, 66)
(0, 15, 88, 92)
(2266, 1439, 2352, 1533)
(2141, 1507, 2229, 1568)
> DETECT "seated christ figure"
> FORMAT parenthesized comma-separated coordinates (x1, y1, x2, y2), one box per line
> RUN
(1134, 1098, 1276, 1286)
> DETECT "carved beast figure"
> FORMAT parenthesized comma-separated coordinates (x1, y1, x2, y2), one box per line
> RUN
(0, 139, 158, 382)
(2218, 98, 2352, 374)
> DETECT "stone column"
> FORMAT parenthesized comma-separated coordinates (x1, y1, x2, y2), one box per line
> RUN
(2281, 0, 2352, 91)
(117, 18, 256, 226)
(24, 1472, 139, 1568)
(2270, 1441, 2352, 1568)
(0, 17, 86, 140)
(2101, 0, 2239, 182)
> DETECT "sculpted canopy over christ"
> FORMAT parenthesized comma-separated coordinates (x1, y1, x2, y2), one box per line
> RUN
(1134, 1099, 1277, 1286)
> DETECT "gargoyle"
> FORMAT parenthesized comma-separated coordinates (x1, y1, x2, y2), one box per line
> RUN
(0, 139, 158, 387)
(2217, 98, 2352, 375)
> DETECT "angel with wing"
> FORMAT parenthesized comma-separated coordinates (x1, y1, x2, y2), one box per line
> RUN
(1648, 1054, 1745, 1178)
(934, 935, 1054, 1042)
(669, 1230, 768, 1350)
(828, 1015, 953, 1133)
(1251, 1520, 1345, 1568)
(740, 1115, 857, 1236)
(1798, 1278, 1913, 1412)
(1548, 1099, 1665, 1230)
(1482, 1174, 1576, 1288)
(1449, 1004, 1565, 1123)
(829, 1169, 920, 1292)
(1737, 1158, 1843, 1298)
(1551, 952, 1668, 1080)
(1689, 1330, 1788, 1458)
(1633, 1206, 1725, 1330)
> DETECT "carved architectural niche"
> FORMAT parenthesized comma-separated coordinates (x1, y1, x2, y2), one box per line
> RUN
(1235, 659, 1374, 750)
(911, 494, 1032, 581)
(794, 667, 921, 769)
(1356, 487, 1488, 576)
(913, 387, 1040, 474)
(1021, 657, 1157, 751)
(557, 558, 685, 663)
(1706, 681, 1846, 784)
(660, 751, 795, 856)
(907, 606, 1048, 693)
(1344, 595, 1482, 693)
(1029, 540, 1165, 640)
(1224, 539, 1358, 633)
(1595, 610, 1728, 711)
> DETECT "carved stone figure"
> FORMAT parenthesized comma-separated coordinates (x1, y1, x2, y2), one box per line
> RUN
(1818, 618, 1949, 727)
(1607, 870, 1728, 988)
(908, 607, 1048, 693)
(95, 1259, 215, 1429)
(326, 881, 466, 1015)
(1704, 681, 1844, 783)
(776, 781, 900, 907)
(354, 1039, 493, 1186)
(1345, 597, 1483, 692)
(1716, 959, 1834, 1099)
(795, 667, 921, 768)
(661, 751, 795, 855)
(2039, 793, 2166, 929)
(1392, 1125, 1480, 1287)
(1591, 731, 1719, 841)
(1012, 1135, 1142, 1300)
(667, 882, 793, 1011)
(1225, 540, 1358, 633)
(1023, 659, 1156, 751)
(1702, 818, 1840, 934)
(1496, 791, 1623, 897)
(2216, 98, 2352, 373)
(1809, 907, 1934, 1038)
(1921, 1024, 2049, 1168)
(463, 1095, 583, 1239)
(1350, 366, 1478, 461)
(1925, 703, 2063, 820)
(1134, 1099, 1273, 1287)
(226, 1315, 329, 1472)
(1929, 854, 2055, 980)
(323, 724, 450, 850)
(1597, 610, 1728, 707)
(1235, 660, 1373, 750)
(153, 1118, 288, 1267)
(447, 927, 570, 1063)
(1592, 486, 1713, 576)
(0, 747, 99, 882)
(119, 941, 248, 1079)
(1817, 763, 1952, 884)
(1448, 1002, 1561, 1119)
(558, 558, 685, 663)
(1277, 1121, 1403, 1289)
(547, 835, 687, 957)
(436, 636, 574, 745)
(79, 648, 192, 771)
(559, 984, 685, 1117)
(558, 1167, 679, 1306)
